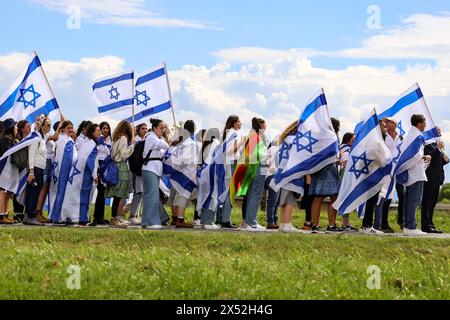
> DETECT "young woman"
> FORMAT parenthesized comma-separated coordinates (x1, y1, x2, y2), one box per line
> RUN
(106, 120, 135, 228)
(264, 138, 281, 229)
(92, 121, 112, 225)
(216, 115, 243, 228)
(309, 118, 341, 234)
(129, 123, 148, 225)
(23, 116, 52, 226)
(0, 119, 17, 224)
(48, 120, 78, 224)
(142, 118, 170, 229)
(75, 121, 93, 151)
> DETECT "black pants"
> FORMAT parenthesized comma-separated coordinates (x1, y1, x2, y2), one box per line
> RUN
(421, 182, 440, 230)
(24, 167, 44, 219)
(362, 192, 380, 228)
(93, 160, 105, 223)
(111, 197, 121, 218)
(13, 196, 24, 215)
(396, 183, 405, 226)
(381, 199, 391, 229)
(300, 183, 312, 222)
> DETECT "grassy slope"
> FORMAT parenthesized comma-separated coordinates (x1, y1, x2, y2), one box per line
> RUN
(0, 208, 449, 300)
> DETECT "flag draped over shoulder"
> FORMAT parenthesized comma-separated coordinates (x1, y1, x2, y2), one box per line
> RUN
(92, 71, 134, 115)
(196, 139, 221, 212)
(272, 89, 338, 191)
(229, 131, 265, 205)
(378, 83, 438, 144)
(163, 136, 199, 199)
(0, 52, 61, 123)
(214, 132, 238, 206)
(333, 110, 393, 215)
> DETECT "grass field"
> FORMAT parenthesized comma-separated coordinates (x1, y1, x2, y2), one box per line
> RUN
(0, 207, 449, 300)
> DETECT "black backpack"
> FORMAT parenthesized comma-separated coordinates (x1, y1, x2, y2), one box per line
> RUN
(129, 140, 159, 176)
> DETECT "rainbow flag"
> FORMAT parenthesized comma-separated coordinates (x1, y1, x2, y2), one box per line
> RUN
(230, 131, 265, 205)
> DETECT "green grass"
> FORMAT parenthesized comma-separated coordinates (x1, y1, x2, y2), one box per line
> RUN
(0, 207, 449, 300)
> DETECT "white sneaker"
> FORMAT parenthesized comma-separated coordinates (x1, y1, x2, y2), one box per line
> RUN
(110, 217, 129, 228)
(279, 223, 302, 233)
(143, 225, 164, 230)
(118, 217, 131, 226)
(404, 228, 427, 236)
(360, 227, 384, 235)
(204, 223, 221, 230)
(241, 223, 266, 232)
(129, 217, 142, 225)
(193, 219, 202, 228)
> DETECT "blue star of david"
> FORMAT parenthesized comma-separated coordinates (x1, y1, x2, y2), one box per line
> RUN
(349, 151, 374, 179)
(134, 90, 151, 107)
(51, 161, 59, 184)
(163, 150, 172, 161)
(393, 144, 402, 165)
(278, 141, 292, 163)
(172, 145, 185, 158)
(17, 84, 41, 109)
(197, 163, 208, 178)
(292, 130, 319, 153)
(68, 160, 82, 184)
(109, 86, 120, 100)
(397, 121, 406, 136)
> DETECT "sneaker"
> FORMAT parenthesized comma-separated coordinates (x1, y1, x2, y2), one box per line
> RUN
(326, 225, 344, 234)
(0, 215, 14, 225)
(170, 216, 178, 226)
(143, 225, 164, 230)
(341, 224, 358, 233)
(193, 219, 202, 228)
(129, 217, 142, 226)
(36, 214, 51, 224)
(221, 221, 237, 229)
(241, 224, 266, 232)
(118, 217, 131, 226)
(176, 220, 194, 229)
(14, 214, 25, 223)
(23, 217, 45, 226)
(303, 222, 313, 231)
(279, 223, 301, 233)
(110, 217, 129, 228)
(360, 227, 384, 235)
(311, 226, 321, 234)
(381, 226, 395, 234)
(404, 228, 427, 236)
(204, 223, 221, 230)
(267, 223, 280, 230)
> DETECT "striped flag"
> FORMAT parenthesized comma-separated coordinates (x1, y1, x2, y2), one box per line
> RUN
(92, 71, 134, 115)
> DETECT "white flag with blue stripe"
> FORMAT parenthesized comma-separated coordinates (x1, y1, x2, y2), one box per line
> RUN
(0, 52, 61, 123)
(333, 109, 393, 215)
(215, 132, 238, 205)
(93, 71, 134, 115)
(196, 138, 221, 212)
(271, 89, 339, 192)
(378, 83, 438, 144)
(122, 63, 172, 124)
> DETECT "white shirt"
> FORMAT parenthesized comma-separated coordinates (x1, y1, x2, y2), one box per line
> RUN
(28, 135, 47, 170)
(405, 127, 428, 187)
(225, 128, 243, 161)
(75, 133, 86, 151)
(142, 132, 169, 177)
(45, 133, 55, 160)
(97, 136, 111, 161)
(385, 132, 402, 155)
(265, 144, 279, 177)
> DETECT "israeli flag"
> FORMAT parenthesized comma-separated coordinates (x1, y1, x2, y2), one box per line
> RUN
(196, 138, 221, 212)
(378, 83, 438, 144)
(123, 63, 172, 124)
(0, 132, 42, 194)
(0, 52, 61, 123)
(160, 176, 172, 197)
(215, 132, 238, 205)
(93, 71, 134, 115)
(333, 110, 393, 215)
(163, 136, 199, 199)
(271, 89, 339, 192)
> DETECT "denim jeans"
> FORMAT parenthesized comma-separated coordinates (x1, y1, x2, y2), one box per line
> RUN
(25, 167, 44, 219)
(142, 171, 164, 226)
(404, 181, 424, 230)
(265, 176, 280, 224)
(373, 198, 384, 230)
(130, 192, 142, 218)
(217, 161, 238, 224)
(201, 208, 215, 225)
(245, 167, 266, 227)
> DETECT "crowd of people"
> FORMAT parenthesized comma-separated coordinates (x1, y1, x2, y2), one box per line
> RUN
(0, 112, 447, 235)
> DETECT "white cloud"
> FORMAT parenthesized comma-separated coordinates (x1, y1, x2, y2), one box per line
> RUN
(29, 0, 222, 30)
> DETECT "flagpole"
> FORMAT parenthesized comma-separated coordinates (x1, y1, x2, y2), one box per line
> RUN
(163, 62, 178, 128)
(132, 71, 135, 130)
(33, 50, 65, 120)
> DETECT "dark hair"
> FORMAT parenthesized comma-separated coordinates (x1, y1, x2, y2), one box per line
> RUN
(77, 121, 93, 137)
(86, 123, 99, 143)
(331, 118, 340, 134)
(136, 123, 148, 137)
(0, 121, 4, 137)
(17, 120, 30, 140)
(201, 128, 220, 163)
(99, 121, 112, 138)
(39, 118, 51, 138)
(251, 117, 262, 134)
(53, 121, 60, 132)
(112, 120, 133, 142)
(150, 118, 163, 130)
(60, 121, 74, 132)
(342, 132, 355, 145)
(184, 120, 196, 136)
(223, 115, 239, 141)
(411, 114, 426, 127)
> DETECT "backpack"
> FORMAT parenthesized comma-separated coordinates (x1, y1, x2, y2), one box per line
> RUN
(11, 147, 29, 171)
(128, 140, 158, 177)
(100, 155, 119, 187)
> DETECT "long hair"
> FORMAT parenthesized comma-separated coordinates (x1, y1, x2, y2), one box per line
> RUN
(201, 128, 220, 163)
(77, 121, 92, 137)
(341, 132, 355, 145)
(222, 115, 239, 142)
(60, 121, 74, 133)
(280, 121, 298, 144)
(112, 120, 133, 142)
(135, 123, 147, 137)
(99, 121, 112, 139)
(86, 124, 100, 144)
(17, 120, 29, 140)
(149, 118, 163, 131)
(0, 121, 3, 137)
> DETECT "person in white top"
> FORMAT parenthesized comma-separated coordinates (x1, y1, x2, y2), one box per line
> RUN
(129, 123, 148, 225)
(141, 119, 170, 229)
(75, 121, 92, 151)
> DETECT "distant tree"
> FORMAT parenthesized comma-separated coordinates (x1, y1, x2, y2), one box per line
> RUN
(438, 183, 450, 202)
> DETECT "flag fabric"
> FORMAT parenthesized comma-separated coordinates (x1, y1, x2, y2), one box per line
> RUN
(229, 131, 265, 205)
(0, 132, 42, 194)
(93, 71, 134, 115)
(162, 136, 199, 199)
(160, 175, 172, 196)
(272, 89, 339, 191)
(215, 132, 238, 206)
(333, 110, 393, 215)
(0, 52, 61, 123)
(48, 134, 78, 223)
(378, 83, 438, 144)
(122, 63, 172, 124)
(196, 138, 221, 212)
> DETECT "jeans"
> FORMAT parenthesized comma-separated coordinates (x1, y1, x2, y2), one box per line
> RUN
(244, 167, 266, 227)
(373, 198, 384, 230)
(142, 171, 165, 226)
(130, 192, 142, 218)
(217, 161, 238, 224)
(421, 182, 439, 230)
(404, 181, 424, 230)
(24, 167, 44, 219)
(265, 176, 280, 224)
(201, 208, 215, 225)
